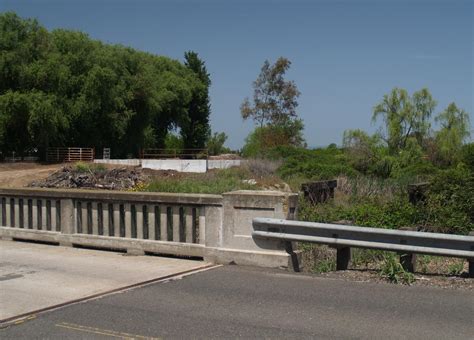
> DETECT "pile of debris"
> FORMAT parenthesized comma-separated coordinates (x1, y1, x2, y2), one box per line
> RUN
(29, 166, 146, 190)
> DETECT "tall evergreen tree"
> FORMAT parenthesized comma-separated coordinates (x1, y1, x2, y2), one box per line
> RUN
(181, 51, 211, 150)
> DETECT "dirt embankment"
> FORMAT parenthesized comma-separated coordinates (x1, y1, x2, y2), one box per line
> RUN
(0, 163, 61, 188)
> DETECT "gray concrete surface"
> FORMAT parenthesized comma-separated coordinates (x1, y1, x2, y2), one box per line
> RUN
(141, 159, 208, 172)
(0, 240, 210, 321)
(1, 266, 473, 339)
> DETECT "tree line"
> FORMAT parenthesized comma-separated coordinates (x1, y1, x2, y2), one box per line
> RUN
(0, 12, 211, 159)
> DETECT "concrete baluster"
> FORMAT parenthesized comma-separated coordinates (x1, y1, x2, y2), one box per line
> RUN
(81, 202, 88, 234)
(41, 199, 47, 230)
(5, 197, 11, 227)
(92, 202, 99, 235)
(103, 204, 109, 236)
(124, 203, 132, 238)
(31, 199, 38, 230)
(113, 204, 120, 237)
(148, 205, 156, 240)
(51, 200, 57, 231)
(14, 198, 20, 228)
(136, 205, 144, 239)
(172, 207, 180, 242)
(185, 207, 193, 243)
(23, 199, 29, 229)
(161, 206, 168, 241)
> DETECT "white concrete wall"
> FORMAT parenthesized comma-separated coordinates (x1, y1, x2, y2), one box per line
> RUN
(94, 159, 141, 166)
(94, 158, 243, 172)
(208, 159, 242, 169)
(141, 159, 207, 173)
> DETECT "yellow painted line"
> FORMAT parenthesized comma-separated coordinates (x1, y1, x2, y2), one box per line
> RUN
(56, 322, 161, 339)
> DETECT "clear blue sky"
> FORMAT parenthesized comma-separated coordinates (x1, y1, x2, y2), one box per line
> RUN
(2, 0, 473, 149)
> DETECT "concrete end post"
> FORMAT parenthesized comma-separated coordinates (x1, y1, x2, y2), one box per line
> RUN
(206, 190, 299, 269)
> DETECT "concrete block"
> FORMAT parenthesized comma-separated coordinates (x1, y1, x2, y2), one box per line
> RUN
(142, 159, 207, 173)
(93, 159, 141, 166)
(207, 159, 242, 169)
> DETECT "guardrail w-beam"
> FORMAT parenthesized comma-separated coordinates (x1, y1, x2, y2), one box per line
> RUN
(252, 218, 474, 277)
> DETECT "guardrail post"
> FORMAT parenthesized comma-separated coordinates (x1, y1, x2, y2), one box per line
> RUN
(400, 253, 416, 273)
(284, 241, 300, 272)
(336, 247, 351, 270)
(398, 227, 417, 272)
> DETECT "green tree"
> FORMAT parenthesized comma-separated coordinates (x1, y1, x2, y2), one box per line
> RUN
(240, 57, 304, 155)
(206, 132, 230, 156)
(241, 57, 301, 127)
(0, 12, 202, 159)
(435, 103, 471, 165)
(372, 88, 436, 154)
(181, 51, 211, 150)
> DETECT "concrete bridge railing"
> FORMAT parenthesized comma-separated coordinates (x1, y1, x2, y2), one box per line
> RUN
(0, 188, 298, 268)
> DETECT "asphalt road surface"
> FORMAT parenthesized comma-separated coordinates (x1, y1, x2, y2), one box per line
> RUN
(1, 265, 473, 339)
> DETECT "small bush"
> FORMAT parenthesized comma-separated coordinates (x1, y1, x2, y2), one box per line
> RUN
(379, 253, 415, 285)
(447, 261, 465, 276)
(145, 168, 257, 194)
(74, 162, 106, 173)
(243, 158, 282, 178)
(74, 161, 90, 172)
(313, 259, 336, 273)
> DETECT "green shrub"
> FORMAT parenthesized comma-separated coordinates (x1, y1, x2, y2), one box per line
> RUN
(425, 166, 474, 234)
(461, 143, 474, 171)
(74, 161, 90, 172)
(447, 261, 465, 276)
(145, 168, 256, 194)
(313, 259, 336, 273)
(276, 146, 357, 180)
(379, 253, 415, 284)
(298, 194, 422, 230)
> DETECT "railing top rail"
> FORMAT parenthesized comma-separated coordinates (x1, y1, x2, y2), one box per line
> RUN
(0, 187, 223, 206)
(253, 217, 474, 242)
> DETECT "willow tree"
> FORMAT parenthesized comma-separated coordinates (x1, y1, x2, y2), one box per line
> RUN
(435, 103, 471, 165)
(372, 88, 436, 154)
(0, 12, 203, 159)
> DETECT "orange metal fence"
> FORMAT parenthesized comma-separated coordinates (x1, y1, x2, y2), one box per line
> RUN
(46, 147, 95, 163)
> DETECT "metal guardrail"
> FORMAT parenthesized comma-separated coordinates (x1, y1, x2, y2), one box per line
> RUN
(252, 218, 474, 276)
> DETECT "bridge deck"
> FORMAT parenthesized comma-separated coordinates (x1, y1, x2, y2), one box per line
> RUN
(0, 240, 212, 322)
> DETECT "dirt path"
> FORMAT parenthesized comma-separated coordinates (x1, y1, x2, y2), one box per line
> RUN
(0, 163, 62, 188)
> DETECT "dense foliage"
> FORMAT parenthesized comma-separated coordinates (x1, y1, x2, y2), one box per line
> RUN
(256, 88, 472, 235)
(0, 13, 208, 159)
(181, 51, 211, 149)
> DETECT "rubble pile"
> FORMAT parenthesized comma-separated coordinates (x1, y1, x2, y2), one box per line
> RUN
(29, 166, 146, 190)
